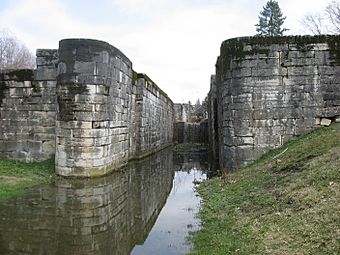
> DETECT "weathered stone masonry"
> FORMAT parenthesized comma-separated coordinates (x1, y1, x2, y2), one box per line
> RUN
(132, 74, 174, 158)
(173, 103, 209, 144)
(0, 49, 58, 162)
(174, 121, 208, 144)
(210, 35, 340, 171)
(0, 39, 174, 177)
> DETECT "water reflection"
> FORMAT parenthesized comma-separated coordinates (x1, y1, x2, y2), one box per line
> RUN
(132, 151, 207, 255)
(0, 148, 208, 255)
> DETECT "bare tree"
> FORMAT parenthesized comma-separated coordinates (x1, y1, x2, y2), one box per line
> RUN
(0, 29, 35, 69)
(301, 12, 326, 35)
(326, 0, 340, 33)
(302, 0, 340, 35)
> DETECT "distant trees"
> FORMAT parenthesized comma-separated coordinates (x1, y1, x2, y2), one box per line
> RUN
(302, 0, 340, 34)
(0, 29, 35, 69)
(189, 97, 208, 122)
(255, 0, 289, 36)
(302, 13, 325, 35)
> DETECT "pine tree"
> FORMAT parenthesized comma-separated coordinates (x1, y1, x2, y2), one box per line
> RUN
(255, 0, 289, 36)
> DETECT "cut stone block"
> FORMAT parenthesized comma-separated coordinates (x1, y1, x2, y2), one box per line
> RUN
(320, 118, 332, 126)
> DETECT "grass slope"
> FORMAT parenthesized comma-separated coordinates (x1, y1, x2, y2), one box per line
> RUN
(0, 158, 54, 201)
(190, 123, 340, 255)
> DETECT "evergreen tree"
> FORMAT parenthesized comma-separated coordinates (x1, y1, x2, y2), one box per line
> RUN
(255, 0, 288, 36)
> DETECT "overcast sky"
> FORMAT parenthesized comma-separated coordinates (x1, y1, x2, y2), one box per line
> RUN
(0, 0, 329, 103)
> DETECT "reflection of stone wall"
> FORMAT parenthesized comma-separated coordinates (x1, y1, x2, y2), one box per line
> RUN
(173, 151, 208, 172)
(211, 35, 340, 171)
(0, 149, 174, 255)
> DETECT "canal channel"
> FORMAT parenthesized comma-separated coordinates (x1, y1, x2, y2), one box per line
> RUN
(0, 147, 209, 255)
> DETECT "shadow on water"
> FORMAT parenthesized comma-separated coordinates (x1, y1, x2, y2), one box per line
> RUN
(0, 147, 209, 255)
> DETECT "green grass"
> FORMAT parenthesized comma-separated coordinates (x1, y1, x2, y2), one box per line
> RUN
(190, 123, 340, 255)
(0, 158, 55, 201)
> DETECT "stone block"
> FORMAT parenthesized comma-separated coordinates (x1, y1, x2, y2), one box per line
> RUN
(313, 43, 329, 51)
(36, 49, 58, 58)
(251, 68, 282, 77)
(320, 118, 332, 126)
(287, 49, 314, 58)
(284, 57, 315, 66)
(42, 141, 55, 154)
(72, 129, 109, 138)
(315, 117, 321, 125)
(315, 51, 331, 65)
(318, 66, 337, 76)
(231, 67, 252, 78)
(0, 141, 19, 152)
(287, 66, 318, 76)
(36, 56, 58, 67)
(35, 67, 58, 80)
(27, 140, 43, 152)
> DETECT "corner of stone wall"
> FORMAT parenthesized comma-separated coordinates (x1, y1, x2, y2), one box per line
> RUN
(1, 38, 176, 175)
(55, 39, 134, 177)
(213, 35, 340, 171)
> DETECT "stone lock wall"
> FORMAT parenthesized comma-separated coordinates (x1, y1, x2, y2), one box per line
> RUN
(174, 121, 208, 144)
(55, 39, 174, 177)
(211, 35, 340, 171)
(55, 39, 135, 176)
(173, 103, 208, 144)
(174, 103, 192, 122)
(132, 74, 174, 158)
(208, 75, 219, 163)
(0, 50, 58, 162)
(0, 38, 174, 177)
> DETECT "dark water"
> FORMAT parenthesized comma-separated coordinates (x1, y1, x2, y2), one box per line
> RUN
(0, 148, 208, 255)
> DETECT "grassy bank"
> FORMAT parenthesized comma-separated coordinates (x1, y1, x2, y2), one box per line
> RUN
(0, 159, 54, 202)
(190, 123, 340, 255)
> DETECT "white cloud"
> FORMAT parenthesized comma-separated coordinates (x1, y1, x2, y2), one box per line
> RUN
(114, 3, 258, 102)
(0, 0, 330, 103)
(281, 0, 329, 34)
(108, 0, 170, 16)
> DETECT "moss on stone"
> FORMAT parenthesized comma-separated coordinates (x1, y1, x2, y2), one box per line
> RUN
(0, 70, 34, 106)
(7, 69, 34, 81)
(31, 82, 41, 93)
(218, 35, 340, 77)
(57, 82, 89, 121)
(326, 38, 340, 66)
(132, 71, 138, 84)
